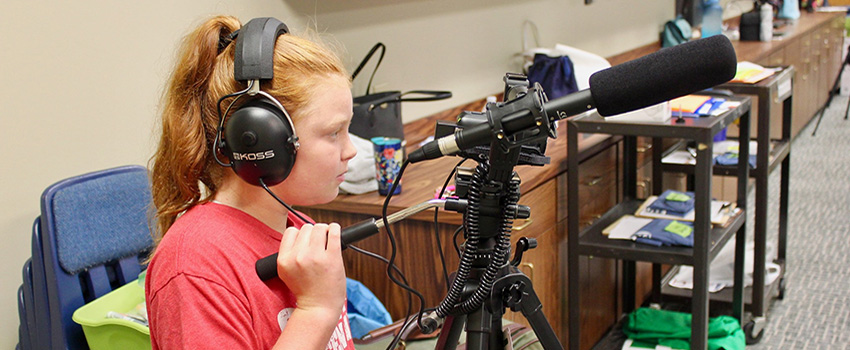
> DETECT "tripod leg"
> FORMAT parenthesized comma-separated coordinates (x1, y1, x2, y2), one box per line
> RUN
(517, 286, 563, 349)
(813, 77, 839, 136)
(434, 314, 465, 350)
(465, 305, 497, 350)
(812, 107, 826, 136)
(845, 96, 850, 120)
(815, 48, 850, 135)
(492, 272, 563, 349)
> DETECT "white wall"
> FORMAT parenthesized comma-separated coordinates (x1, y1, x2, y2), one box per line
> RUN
(0, 0, 672, 347)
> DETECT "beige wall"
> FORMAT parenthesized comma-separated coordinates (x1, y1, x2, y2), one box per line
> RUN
(0, 0, 673, 347)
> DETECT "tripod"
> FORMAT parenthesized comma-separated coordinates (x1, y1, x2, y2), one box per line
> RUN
(416, 75, 563, 350)
(811, 42, 850, 136)
(427, 151, 561, 350)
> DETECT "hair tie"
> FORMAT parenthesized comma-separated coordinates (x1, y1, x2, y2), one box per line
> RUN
(218, 30, 239, 54)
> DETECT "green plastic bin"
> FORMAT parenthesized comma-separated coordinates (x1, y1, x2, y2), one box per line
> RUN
(72, 278, 151, 350)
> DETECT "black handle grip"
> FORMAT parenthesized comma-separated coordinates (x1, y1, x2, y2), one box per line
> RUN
(255, 218, 379, 281)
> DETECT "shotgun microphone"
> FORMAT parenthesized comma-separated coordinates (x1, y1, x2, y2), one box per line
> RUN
(408, 35, 737, 163)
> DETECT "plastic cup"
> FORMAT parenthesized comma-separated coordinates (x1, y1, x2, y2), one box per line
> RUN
(371, 137, 403, 195)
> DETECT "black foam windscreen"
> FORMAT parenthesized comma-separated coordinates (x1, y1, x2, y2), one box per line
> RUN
(589, 35, 737, 116)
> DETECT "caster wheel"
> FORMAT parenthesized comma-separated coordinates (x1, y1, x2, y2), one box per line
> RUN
(743, 320, 764, 345)
(777, 277, 786, 300)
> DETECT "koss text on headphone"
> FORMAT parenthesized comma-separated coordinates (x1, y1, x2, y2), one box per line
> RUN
(213, 17, 299, 187)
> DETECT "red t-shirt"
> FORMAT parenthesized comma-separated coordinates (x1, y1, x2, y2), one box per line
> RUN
(145, 202, 355, 349)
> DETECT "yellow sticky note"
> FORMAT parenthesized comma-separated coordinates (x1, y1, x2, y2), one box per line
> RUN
(665, 221, 693, 238)
(665, 192, 691, 202)
(671, 95, 712, 113)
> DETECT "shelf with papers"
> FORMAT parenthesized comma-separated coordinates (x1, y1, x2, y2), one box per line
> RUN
(566, 96, 752, 350)
(576, 199, 745, 265)
(660, 138, 791, 177)
(712, 139, 790, 177)
(659, 259, 786, 310)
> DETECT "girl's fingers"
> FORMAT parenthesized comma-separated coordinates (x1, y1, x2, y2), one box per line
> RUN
(326, 223, 342, 253)
(309, 223, 329, 248)
(292, 224, 314, 252)
(280, 226, 299, 251)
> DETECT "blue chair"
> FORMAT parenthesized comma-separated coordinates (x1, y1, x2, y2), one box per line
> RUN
(18, 226, 41, 350)
(18, 282, 31, 350)
(37, 165, 154, 349)
(27, 218, 54, 349)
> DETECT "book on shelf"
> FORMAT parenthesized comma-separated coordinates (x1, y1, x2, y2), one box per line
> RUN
(730, 61, 780, 84)
(602, 215, 695, 247)
(634, 196, 740, 227)
(602, 215, 653, 240)
(670, 95, 733, 117)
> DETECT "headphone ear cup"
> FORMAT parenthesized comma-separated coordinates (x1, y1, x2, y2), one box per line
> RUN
(223, 97, 296, 186)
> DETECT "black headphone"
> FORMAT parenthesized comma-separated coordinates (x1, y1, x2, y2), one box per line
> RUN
(214, 17, 299, 187)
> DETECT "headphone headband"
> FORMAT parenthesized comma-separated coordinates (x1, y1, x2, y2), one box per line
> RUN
(234, 17, 289, 81)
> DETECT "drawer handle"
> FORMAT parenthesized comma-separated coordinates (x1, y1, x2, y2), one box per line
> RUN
(636, 179, 651, 198)
(520, 262, 535, 282)
(585, 176, 603, 186)
(583, 214, 603, 226)
(513, 218, 533, 231)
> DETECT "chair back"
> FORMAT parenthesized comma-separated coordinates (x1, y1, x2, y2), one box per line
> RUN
(18, 264, 33, 350)
(39, 165, 154, 349)
(27, 218, 56, 349)
(18, 215, 54, 350)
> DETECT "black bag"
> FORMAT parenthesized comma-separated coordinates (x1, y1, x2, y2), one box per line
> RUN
(739, 11, 761, 41)
(350, 43, 451, 141)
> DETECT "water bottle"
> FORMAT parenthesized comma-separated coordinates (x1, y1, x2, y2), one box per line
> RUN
(701, 0, 723, 38)
(760, 3, 774, 41)
(778, 0, 800, 20)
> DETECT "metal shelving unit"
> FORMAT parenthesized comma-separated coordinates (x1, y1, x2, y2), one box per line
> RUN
(659, 67, 793, 343)
(566, 96, 752, 350)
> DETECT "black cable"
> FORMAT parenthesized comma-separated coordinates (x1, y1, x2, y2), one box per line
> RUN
(381, 161, 428, 332)
(258, 178, 313, 225)
(348, 245, 413, 314)
(347, 244, 415, 350)
(433, 158, 468, 292)
(379, 161, 429, 350)
(452, 225, 464, 258)
(388, 307, 438, 350)
(213, 81, 255, 167)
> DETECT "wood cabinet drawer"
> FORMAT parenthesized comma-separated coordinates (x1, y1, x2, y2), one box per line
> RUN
(554, 145, 619, 228)
(503, 226, 563, 340)
(579, 146, 619, 227)
(767, 48, 785, 67)
(513, 177, 557, 238)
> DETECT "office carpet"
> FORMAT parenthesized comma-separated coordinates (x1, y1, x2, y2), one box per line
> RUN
(745, 94, 850, 349)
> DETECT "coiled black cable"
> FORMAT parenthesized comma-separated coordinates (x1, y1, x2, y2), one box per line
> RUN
(434, 163, 521, 317)
(434, 163, 484, 318)
(456, 172, 519, 314)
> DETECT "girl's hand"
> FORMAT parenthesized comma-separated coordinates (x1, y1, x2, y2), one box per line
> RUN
(276, 223, 346, 316)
